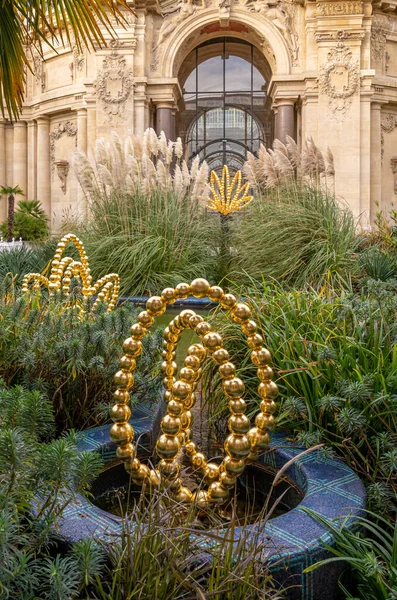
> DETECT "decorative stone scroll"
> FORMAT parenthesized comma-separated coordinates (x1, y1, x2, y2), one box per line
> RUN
(32, 52, 46, 93)
(54, 160, 70, 194)
(50, 122, 78, 176)
(381, 113, 397, 163)
(391, 156, 397, 194)
(319, 42, 360, 118)
(316, 1, 363, 16)
(371, 14, 391, 63)
(96, 46, 134, 121)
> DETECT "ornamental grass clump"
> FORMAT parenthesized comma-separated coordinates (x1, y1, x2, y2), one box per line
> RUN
(203, 279, 397, 516)
(0, 278, 162, 431)
(73, 129, 218, 296)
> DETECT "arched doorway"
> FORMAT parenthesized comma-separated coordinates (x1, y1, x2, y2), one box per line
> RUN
(177, 37, 272, 170)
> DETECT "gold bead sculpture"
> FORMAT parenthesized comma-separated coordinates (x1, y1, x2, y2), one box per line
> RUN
(110, 278, 278, 508)
(206, 166, 253, 215)
(22, 233, 120, 313)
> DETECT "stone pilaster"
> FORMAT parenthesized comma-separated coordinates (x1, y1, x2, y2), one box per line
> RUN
(155, 102, 174, 141)
(27, 121, 37, 200)
(0, 121, 6, 222)
(274, 100, 296, 143)
(370, 102, 383, 222)
(13, 121, 27, 195)
(36, 117, 51, 217)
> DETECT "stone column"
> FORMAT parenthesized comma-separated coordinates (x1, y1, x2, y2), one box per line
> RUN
(85, 98, 96, 161)
(13, 121, 27, 195)
(27, 121, 37, 200)
(274, 100, 295, 144)
(155, 103, 174, 141)
(0, 121, 6, 222)
(370, 102, 382, 224)
(77, 108, 88, 217)
(36, 117, 51, 218)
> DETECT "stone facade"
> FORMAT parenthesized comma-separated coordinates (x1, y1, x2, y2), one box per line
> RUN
(1, 0, 397, 229)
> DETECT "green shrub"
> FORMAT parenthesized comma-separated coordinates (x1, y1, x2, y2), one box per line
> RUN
(232, 184, 359, 289)
(359, 247, 397, 282)
(1, 199, 49, 241)
(0, 383, 105, 599)
(0, 280, 163, 430)
(0, 238, 58, 286)
(203, 279, 397, 514)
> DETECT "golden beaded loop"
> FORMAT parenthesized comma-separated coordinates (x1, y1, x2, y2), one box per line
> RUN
(110, 279, 278, 507)
(21, 233, 120, 313)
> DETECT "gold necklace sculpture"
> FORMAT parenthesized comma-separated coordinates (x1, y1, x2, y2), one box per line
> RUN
(22, 233, 120, 313)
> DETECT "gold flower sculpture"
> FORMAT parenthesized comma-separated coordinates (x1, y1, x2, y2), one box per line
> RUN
(206, 165, 253, 215)
(22, 233, 120, 313)
(110, 278, 277, 508)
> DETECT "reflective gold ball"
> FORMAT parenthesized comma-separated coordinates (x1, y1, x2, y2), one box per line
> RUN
(187, 344, 206, 360)
(228, 398, 247, 415)
(116, 442, 134, 460)
(203, 332, 223, 353)
(175, 282, 191, 299)
(173, 485, 193, 503)
(113, 389, 130, 403)
(208, 481, 229, 503)
(260, 399, 277, 414)
(212, 348, 230, 365)
(208, 285, 224, 302)
(220, 293, 237, 309)
(218, 362, 236, 380)
(161, 414, 181, 435)
(167, 399, 184, 416)
(247, 334, 264, 349)
(251, 347, 271, 367)
(223, 456, 245, 476)
(255, 413, 275, 431)
(204, 462, 220, 483)
(223, 377, 245, 398)
(257, 366, 274, 382)
(130, 323, 146, 340)
(258, 380, 279, 400)
(247, 427, 271, 450)
(190, 278, 210, 298)
(109, 422, 134, 445)
(158, 459, 180, 479)
(179, 309, 196, 327)
(184, 355, 201, 370)
(161, 287, 176, 303)
(119, 355, 136, 372)
(172, 380, 192, 400)
(195, 322, 212, 337)
(225, 434, 251, 459)
(146, 296, 166, 316)
(123, 338, 143, 358)
(242, 320, 257, 335)
(228, 414, 250, 434)
(161, 361, 178, 377)
(192, 452, 207, 468)
(138, 311, 154, 327)
(179, 367, 196, 384)
(231, 303, 251, 323)
(156, 434, 180, 459)
(219, 471, 236, 489)
(110, 403, 131, 422)
(114, 370, 134, 389)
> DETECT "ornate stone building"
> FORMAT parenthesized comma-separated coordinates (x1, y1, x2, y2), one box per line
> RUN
(1, 0, 397, 230)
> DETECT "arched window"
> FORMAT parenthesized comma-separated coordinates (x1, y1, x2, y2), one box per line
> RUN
(181, 38, 267, 172)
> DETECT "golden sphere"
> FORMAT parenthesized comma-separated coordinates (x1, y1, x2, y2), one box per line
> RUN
(193, 489, 210, 509)
(164, 390, 172, 402)
(258, 380, 279, 400)
(179, 309, 196, 327)
(148, 469, 161, 488)
(189, 314, 204, 329)
(110, 404, 131, 422)
(169, 477, 182, 492)
(173, 485, 193, 503)
(123, 338, 143, 358)
(138, 311, 154, 327)
(223, 456, 245, 476)
(195, 321, 212, 337)
(257, 366, 274, 382)
(247, 428, 270, 450)
(184, 355, 201, 370)
(162, 340, 174, 351)
(172, 380, 191, 400)
(203, 332, 223, 353)
(220, 293, 237, 309)
(125, 457, 141, 473)
(163, 327, 180, 344)
(179, 367, 196, 384)
(175, 282, 191, 299)
(212, 348, 230, 365)
(167, 399, 184, 416)
(156, 434, 180, 459)
(204, 462, 220, 483)
(225, 434, 251, 459)
(158, 459, 180, 479)
(119, 355, 136, 372)
(208, 286, 224, 302)
(192, 452, 207, 468)
(113, 389, 130, 403)
(177, 431, 186, 446)
(114, 370, 134, 389)
(251, 348, 271, 367)
(180, 410, 192, 429)
(260, 399, 277, 414)
(146, 296, 166, 316)
(255, 413, 275, 431)
(247, 334, 264, 349)
(190, 278, 210, 298)
(184, 427, 192, 442)
(229, 398, 247, 415)
(242, 320, 258, 335)
(168, 320, 180, 335)
(185, 441, 197, 456)
(219, 471, 236, 489)
(231, 303, 251, 324)
(219, 362, 236, 379)
(162, 350, 176, 361)
(187, 344, 206, 360)
(161, 287, 176, 304)
(183, 394, 196, 409)
(208, 482, 229, 503)
(116, 443, 134, 461)
(163, 376, 176, 390)
(130, 323, 146, 340)
(161, 361, 178, 377)
(133, 464, 151, 483)
(228, 414, 250, 434)
(161, 414, 181, 435)
(223, 377, 245, 398)
(109, 422, 134, 445)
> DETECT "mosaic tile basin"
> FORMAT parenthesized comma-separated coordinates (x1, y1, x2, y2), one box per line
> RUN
(59, 403, 365, 600)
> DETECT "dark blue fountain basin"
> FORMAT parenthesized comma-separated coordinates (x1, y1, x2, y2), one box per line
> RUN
(58, 401, 365, 600)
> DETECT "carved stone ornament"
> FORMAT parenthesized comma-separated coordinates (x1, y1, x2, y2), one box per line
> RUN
(381, 113, 397, 163)
(391, 156, 397, 194)
(319, 42, 360, 118)
(316, 1, 363, 16)
(50, 122, 78, 176)
(96, 47, 134, 120)
(371, 14, 390, 63)
(32, 51, 45, 92)
(54, 160, 70, 195)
